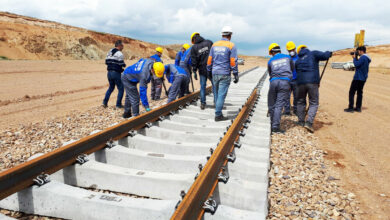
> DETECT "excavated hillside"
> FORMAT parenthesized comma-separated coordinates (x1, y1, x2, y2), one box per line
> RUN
(0, 12, 177, 60)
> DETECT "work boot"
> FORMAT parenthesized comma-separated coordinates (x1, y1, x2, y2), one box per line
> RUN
(271, 127, 285, 134)
(293, 109, 297, 115)
(200, 103, 206, 110)
(304, 122, 314, 133)
(344, 108, 354, 113)
(354, 108, 361, 112)
(116, 105, 123, 109)
(123, 111, 132, 119)
(296, 121, 305, 127)
(102, 103, 108, 108)
(215, 115, 229, 122)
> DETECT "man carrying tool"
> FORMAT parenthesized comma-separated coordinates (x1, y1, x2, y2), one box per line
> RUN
(150, 47, 164, 100)
(164, 64, 189, 103)
(102, 40, 126, 108)
(283, 41, 299, 115)
(190, 32, 213, 110)
(121, 58, 165, 118)
(267, 43, 294, 133)
(344, 46, 371, 113)
(207, 26, 239, 121)
(178, 44, 193, 94)
(295, 45, 332, 132)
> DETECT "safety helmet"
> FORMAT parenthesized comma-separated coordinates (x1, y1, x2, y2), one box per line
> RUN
(286, 41, 296, 51)
(182, 43, 190, 50)
(221, 26, 233, 35)
(156, 47, 163, 54)
(297, 45, 307, 54)
(191, 32, 199, 44)
(268, 43, 281, 55)
(153, 62, 165, 78)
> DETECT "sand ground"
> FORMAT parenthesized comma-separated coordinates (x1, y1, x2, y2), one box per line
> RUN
(314, 66, 390, 219)
(0, 57, 388, 218)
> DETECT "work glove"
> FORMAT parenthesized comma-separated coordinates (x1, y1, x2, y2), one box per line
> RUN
(233, 75, 239, 84)
(146, 107, 151, 112)
(193, 73, 198, 80)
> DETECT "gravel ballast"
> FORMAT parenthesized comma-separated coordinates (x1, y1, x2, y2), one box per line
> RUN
(1, 99, 363, 219)
(267, 114, 362, 219)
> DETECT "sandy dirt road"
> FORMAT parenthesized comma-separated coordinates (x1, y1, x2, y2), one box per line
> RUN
(314, 66, 390, 219)
(0, 58, 265, 129)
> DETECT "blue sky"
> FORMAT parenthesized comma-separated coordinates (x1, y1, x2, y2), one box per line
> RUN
(2, 0, 390, 55)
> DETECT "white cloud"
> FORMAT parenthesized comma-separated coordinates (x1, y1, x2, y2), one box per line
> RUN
(1, 0, 390, 55)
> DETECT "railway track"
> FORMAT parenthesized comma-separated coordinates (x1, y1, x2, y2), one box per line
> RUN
(0, 67, 270, 220)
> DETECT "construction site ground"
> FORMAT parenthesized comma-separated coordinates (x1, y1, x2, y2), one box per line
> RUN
(0, 56, 389, 219)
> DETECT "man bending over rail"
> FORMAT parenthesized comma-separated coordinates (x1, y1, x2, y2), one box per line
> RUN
(121, 59, 165, 118)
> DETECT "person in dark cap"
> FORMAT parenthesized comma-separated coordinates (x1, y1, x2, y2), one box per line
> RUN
(102, 40, 126, 108)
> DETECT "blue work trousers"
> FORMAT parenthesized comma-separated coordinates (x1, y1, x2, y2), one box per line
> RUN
(103, 71, 124, 107)
(168, 75, 188, 103)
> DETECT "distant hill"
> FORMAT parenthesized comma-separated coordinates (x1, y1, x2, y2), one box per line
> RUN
(165, 44, 183, 52)
(0, 12, 177, 60)
(332, 44, 390, 68)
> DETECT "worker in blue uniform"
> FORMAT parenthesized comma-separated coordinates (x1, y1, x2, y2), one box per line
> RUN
(180, 44, 193, 94)
(175, 44, 190, 66)
(150, 47, 164, 100)
(164, 64, 189, 103)
(267, 43, 294, 133)
(295, 45, 332, 132)
(121, 59, 165, 118)
(283, 41, 299, 115)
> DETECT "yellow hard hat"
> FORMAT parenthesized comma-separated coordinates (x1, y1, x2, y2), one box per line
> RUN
(153, 62, 165, 78)
(268, 43, 280, 55)
(182, 43, 190, 50)
(286, 41, 296, 51)
(156, 47, 163, 54)
(297, 45, 307, 54)
(191, 32, 199, 44)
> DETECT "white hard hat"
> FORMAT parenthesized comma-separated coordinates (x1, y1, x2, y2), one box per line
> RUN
(221, 26, 233, 35)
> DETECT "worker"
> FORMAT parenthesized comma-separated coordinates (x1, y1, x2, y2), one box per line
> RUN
(207, 26, 239, 121)
(283, 41, 299, 115)
(150, 47, 164, 100)
(190, 32, 213, 110)
(175, 44, 190, 66)
(151, 47, 163, 63)
(295, 45, 332, 132)
(344, 46, 371, 113)
(121, 59, 165, 118)
(164, 64, 189, 103)
(267, 43, 294, 133)
(102, 40, 126, 108)
(180, 44, 193, 94)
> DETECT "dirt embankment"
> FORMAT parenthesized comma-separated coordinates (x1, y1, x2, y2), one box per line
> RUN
(0, 12, 177, 60)
(332, 44, 390, 70)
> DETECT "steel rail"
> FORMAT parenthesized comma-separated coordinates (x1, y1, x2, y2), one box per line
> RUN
(0, 87, 212, 200)
(171, 88, 259, 220)
(0, 66, 259, 201)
